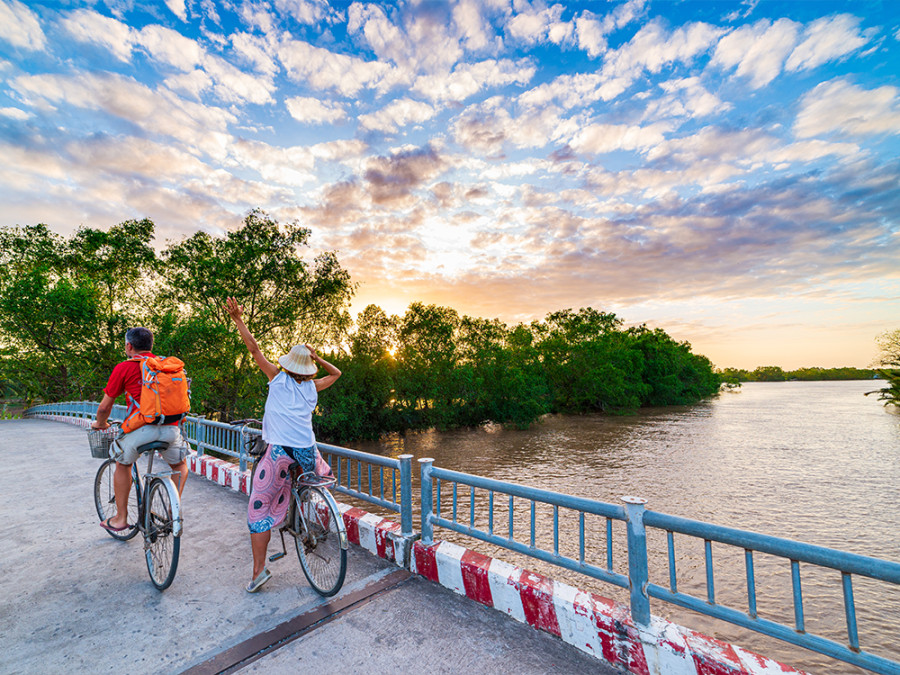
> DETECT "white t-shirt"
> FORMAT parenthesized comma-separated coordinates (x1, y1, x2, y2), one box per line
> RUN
(262, 371, 317, 448)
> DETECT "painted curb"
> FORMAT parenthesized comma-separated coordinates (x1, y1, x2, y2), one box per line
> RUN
(40, 413, 806, 674)
(410, 539, 809, 675)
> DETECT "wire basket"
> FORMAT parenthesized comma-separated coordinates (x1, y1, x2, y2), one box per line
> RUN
(87, 427, 118, 459)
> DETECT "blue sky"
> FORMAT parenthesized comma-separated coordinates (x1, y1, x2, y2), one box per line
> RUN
(1, 0, 898, 369)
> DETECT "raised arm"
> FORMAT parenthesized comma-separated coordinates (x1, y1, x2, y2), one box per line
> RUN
(225, 297, 279, 382)
(307, 345, 342, 392)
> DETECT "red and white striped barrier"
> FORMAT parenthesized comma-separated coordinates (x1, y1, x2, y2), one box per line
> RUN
(411, 540, 808, 675)
(36, 413, 806, 673)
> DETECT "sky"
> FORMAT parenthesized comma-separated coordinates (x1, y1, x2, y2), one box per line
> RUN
(1, 0, 898, 370)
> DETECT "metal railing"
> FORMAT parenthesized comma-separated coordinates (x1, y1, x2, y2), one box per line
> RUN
(24, 402, 900, 673)
(24, 402, 413, 537)
(418, 459, 900, 675)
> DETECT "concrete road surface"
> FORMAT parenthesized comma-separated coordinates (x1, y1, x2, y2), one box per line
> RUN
(0, 419, 615, 675)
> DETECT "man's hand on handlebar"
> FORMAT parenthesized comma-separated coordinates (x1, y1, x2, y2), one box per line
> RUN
(91, 420, 110, 430)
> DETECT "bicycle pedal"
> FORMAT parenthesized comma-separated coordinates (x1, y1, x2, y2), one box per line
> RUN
(268, 552, 286, 562)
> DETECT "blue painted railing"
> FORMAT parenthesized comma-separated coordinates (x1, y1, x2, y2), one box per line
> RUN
(24, 402, 413, 537)
(418, 459, 900, 675)
(24, 402, 900, 673)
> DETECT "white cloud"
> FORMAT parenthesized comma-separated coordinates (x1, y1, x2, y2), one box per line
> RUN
(603, 20, 725, 86)
(712, 18, 800, 88)
(164, 0, 187, 22)
(0, 0, 46, 51)
(139, 24, 203, 71)
(274, 0, 332, 26)
(277, 38, 397, 96)
(286, 96, 347, 124)
(452, 0, 494, 51)
(61, 9, 136, 62)
(644, 77, 729, 120)
(506, 4, 572, 47)
(0, 106, 31, 120)
(231, 32, 279, 77)
(413, 58, 535, 102)
(359, 98, 436, 133)
(794, 79, 900, 138)
(11, 72, 237, 157)
(785, 14, 869, 72)
(569, 122, 670, 155)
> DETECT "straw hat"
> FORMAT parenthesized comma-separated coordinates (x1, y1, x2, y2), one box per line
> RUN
(278, 344, 318, 376)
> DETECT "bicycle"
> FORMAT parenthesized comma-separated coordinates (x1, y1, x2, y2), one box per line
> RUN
(90, 423, 183, 591)
(231, 419, 348, 596)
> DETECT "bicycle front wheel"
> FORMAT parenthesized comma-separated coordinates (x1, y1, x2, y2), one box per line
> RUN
(145, 478, 181, 590)
(93, 459, 139, 541)
(293, 486, 347, 596)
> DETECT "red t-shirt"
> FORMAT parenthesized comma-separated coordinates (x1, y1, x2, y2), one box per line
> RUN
(104, 353, 155, 410)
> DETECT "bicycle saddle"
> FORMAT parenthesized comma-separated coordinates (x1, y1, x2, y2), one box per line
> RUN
(136, 440, 170, 454)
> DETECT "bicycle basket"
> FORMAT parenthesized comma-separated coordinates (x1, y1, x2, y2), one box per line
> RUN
(87, 427, 118, 459)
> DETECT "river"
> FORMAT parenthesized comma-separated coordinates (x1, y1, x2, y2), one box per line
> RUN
(353, 380, 899, 674)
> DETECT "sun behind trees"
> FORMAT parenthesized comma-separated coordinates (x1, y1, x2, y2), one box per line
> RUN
(0, 212, 720, 442)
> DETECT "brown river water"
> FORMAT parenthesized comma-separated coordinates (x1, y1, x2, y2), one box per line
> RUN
(348, 381, 899, 674)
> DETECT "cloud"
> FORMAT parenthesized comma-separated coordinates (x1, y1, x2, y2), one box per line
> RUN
(286, 96, 347, 124)
(603, 19, 725, 83)
(506, 4, 572, 47)
(363, 145, 446, 206)
(165, 0, 187, 22)
(0, 0, 46, 51)
(277, 37, 398, 96)
(452, 0, 496, 51)
(61, 8, 136, 62)
(711, 18, 800, 88)
(785, 14, 869, 72)
(0, 106, 31, 120)
(569, 122, 671, 155)
(413, 58, 535, 102)
(358, 98, 436, 133)
(10, 71, 236, 157)
(451, 98, 577, 153)
(794, 79, 900, 139)
(274, 0, 333, 26)
(644, 77, 729, 120)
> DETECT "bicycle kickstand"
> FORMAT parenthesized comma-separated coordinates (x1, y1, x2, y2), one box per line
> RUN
(269, 524, 288, 562)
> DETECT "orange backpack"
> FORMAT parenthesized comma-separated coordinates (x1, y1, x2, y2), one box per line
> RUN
(122, 356, 191, 433)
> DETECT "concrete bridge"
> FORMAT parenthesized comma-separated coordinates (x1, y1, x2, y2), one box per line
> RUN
(2, 417, 825, 675)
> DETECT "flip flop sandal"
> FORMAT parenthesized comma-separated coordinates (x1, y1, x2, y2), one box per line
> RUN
(100, 517, 131, 532)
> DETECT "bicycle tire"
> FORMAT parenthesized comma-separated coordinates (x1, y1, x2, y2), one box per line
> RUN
(293, 486, 347, 596)
(144, 478, 181, 590)
(93, 459, 139, 541)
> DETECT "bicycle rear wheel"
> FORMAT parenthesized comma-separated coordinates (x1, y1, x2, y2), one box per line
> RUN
(293, 486, 347, 596)
(93, 459, 139, 541)
(145, 478, 181, 590)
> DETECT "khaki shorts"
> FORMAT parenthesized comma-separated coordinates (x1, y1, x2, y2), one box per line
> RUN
(111, 424, 189, 466)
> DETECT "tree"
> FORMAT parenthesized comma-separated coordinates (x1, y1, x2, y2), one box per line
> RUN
(868, 329, 900, 409)
(0, 220, 157, 401)
(157, 209, 355, 420)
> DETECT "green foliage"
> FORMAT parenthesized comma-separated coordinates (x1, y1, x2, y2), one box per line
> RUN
(867, 329, 900, 408)
(716, 366, 879, 382)
(3, 216, 723, 442)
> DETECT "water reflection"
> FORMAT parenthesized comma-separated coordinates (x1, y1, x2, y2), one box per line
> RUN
(349, 381, 899, 674)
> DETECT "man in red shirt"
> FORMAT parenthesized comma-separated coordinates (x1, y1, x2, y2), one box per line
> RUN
(91, 327, 189, 532)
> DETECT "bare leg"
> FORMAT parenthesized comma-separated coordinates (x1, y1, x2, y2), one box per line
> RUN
(250, 531, 271, 578)
(109, 461, 133, 529)
(168, 460, 188, 496)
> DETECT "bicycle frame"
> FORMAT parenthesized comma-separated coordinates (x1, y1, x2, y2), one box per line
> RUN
(132, 450, 183, 538)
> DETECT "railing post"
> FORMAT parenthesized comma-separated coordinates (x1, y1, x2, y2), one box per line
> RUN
(419, 458, 435, 546)
(623, 495, 651, 626)
(399, 454, 413, 537)
(197, 416, 206, 456)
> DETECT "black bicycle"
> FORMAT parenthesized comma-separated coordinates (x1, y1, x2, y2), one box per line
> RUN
(231, 419, 348, 596)
(90, 424, 183, 591)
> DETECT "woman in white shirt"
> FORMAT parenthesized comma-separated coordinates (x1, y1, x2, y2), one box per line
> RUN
(226, 297, 342, 593)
